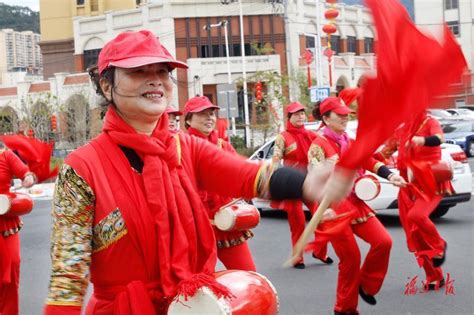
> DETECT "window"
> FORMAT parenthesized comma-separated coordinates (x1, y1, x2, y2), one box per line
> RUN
(76, 0, 84, 5)
(83, 49, 101, 70)
(329, 35, 340, 54)
(91, 0, 99, 11)
(305, 36, 315, 49)
(447, 21, 460, 36)
(364, 37, 374, 53)
(347, 36, 357, 53)
(444, 0, 458, 10)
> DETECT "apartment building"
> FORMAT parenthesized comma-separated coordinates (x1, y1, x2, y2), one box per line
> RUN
(39, 0, 149, 79)
(0, 29, 42, 85)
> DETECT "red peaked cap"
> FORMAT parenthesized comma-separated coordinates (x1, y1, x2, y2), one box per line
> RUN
(166, 106, 183, 116)
(98, 30, 188, 75)
(320, 97, 353, 115)
(184, 96, 220, 114)
(286, 102, 306, 115)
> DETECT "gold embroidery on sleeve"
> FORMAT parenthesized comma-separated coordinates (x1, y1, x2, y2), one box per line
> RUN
(46, 164, 95, 307)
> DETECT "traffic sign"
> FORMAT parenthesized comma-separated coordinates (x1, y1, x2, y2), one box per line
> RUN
(309, 86, 330, 102)
(217, 83, 239, 119)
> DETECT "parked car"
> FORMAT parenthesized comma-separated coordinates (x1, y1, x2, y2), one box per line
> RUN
(250, 121, 472, 218)
(427, 109, 457, 120)
(446, 108, 474, 119)
(442, 121, 474, 157)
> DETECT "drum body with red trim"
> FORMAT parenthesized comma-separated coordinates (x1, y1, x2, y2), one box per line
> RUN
(354, 174, 381, 201)
(0, 192, 33, 217)
(214, 202, 260, 232)
(167, 270, 279, 315)
(431, 161, 453, 182)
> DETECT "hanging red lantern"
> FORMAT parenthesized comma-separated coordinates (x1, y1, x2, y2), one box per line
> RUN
(324, 9, 339, 19)
(51, 115, 57, 131)
(255, 81, 263, 102)
(323, 24, 337, 34)
(27, 129, 33, 137)
(326, 0, 337, 3)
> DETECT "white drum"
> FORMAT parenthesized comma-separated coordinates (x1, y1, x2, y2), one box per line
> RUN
(168, 286, 231, 315)
(168, 270, 279, 315)
(354, 175, 381, 201)
(0, 194, 10, 215)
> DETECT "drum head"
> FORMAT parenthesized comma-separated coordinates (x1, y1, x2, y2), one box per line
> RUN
(214, 208, 235, 232)
(0, 195, 11, 215)
(355, 177, 380, 201)
(168, 286, 231, 315)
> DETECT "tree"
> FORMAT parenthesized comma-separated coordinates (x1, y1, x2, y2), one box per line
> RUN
(18, 93, 61, 142)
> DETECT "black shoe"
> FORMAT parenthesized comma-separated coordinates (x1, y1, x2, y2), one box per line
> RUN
(425, 278, 445, 291)
(312, 253, 334, 264)
(293, 262, 306, 269)
(359, 286, 377, 305)
(432, 242, 447, 267)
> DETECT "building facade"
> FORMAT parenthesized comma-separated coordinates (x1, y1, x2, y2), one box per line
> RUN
(39, 0, 149, 79)
(414, 0, 473, 107)
(0, 29, 42, 85)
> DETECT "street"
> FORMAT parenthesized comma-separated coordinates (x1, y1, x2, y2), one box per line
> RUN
(18, 167, 474, 315)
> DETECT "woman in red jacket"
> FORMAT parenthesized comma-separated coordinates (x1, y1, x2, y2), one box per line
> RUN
(183, 95, 256, 271)
(0, 147, 36, 315)
(44, 30, 333, 315)
(309, 97, 404, 315)
(271, 102, 331, 269)
(378, 113, 450, 291)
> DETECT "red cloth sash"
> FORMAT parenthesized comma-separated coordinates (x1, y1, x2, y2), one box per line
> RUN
(90, 108, 230, 310)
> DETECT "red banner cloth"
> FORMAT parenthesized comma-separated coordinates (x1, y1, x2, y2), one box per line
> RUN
(338, 0, 467, 171)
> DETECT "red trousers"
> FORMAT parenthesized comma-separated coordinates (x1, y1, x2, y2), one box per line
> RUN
(279, 200, 306, 264)
(398, 189, 444, 282)
(0, 233, 20, 315)
(331, 218, 392, 313)
(218, 242, 256, 271)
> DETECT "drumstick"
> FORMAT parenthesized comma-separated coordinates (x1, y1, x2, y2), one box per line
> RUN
(283, 196, 331, 268)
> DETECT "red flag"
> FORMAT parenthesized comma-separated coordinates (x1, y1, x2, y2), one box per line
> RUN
(339, 88, 362, 106)
(338, 0, 467, 171)
(1, 135, 59, 183)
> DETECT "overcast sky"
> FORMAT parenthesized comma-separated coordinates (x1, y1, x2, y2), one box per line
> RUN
(1, 0, 39, 11)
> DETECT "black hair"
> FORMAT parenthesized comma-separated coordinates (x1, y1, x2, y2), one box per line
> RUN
(312, 101, 331, 122)
(184, 112, 193, 129)
(88, 65, 116, 114)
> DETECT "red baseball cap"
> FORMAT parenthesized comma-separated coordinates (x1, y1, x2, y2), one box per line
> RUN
(166, 106, 182, 116)
(320, 97, 353, 115)
(286, 102, 306, 115)
(184, 96, 220, 114)
(98, 30, 188, 75)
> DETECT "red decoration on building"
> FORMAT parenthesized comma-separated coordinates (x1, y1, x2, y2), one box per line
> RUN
(51, 115, 57, 131)
(324, 9, 339, 19)
(323, 0, 339, 87)
(255, 81, 263, 102)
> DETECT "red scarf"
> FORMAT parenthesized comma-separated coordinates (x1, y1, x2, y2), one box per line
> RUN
(95, 107, 230, 302)
(285, 121, 314, 165)
(187, 127, 219, 145)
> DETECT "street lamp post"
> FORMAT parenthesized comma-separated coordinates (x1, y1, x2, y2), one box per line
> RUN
(204, 20, 237, 136)
(238, 0, 251, 148)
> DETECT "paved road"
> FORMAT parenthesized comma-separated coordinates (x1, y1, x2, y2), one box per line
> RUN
(19, 196, 473, 315)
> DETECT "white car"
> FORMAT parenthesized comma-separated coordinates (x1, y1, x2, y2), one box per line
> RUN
(249, 121, 472, 218)
(446, 108, 474, 120)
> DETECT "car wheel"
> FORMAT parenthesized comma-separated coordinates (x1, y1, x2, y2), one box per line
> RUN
(468, 140, 474, 157)
(430, 206, 450, 219)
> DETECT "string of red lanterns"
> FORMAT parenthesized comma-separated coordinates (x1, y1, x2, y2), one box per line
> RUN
(322, 0, 339, 87)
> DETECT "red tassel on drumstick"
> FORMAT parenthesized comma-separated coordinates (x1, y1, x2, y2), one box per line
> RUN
(286, 0, 467, 267)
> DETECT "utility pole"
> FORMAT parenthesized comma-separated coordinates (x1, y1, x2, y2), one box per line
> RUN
(283, 0, 295, 101)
